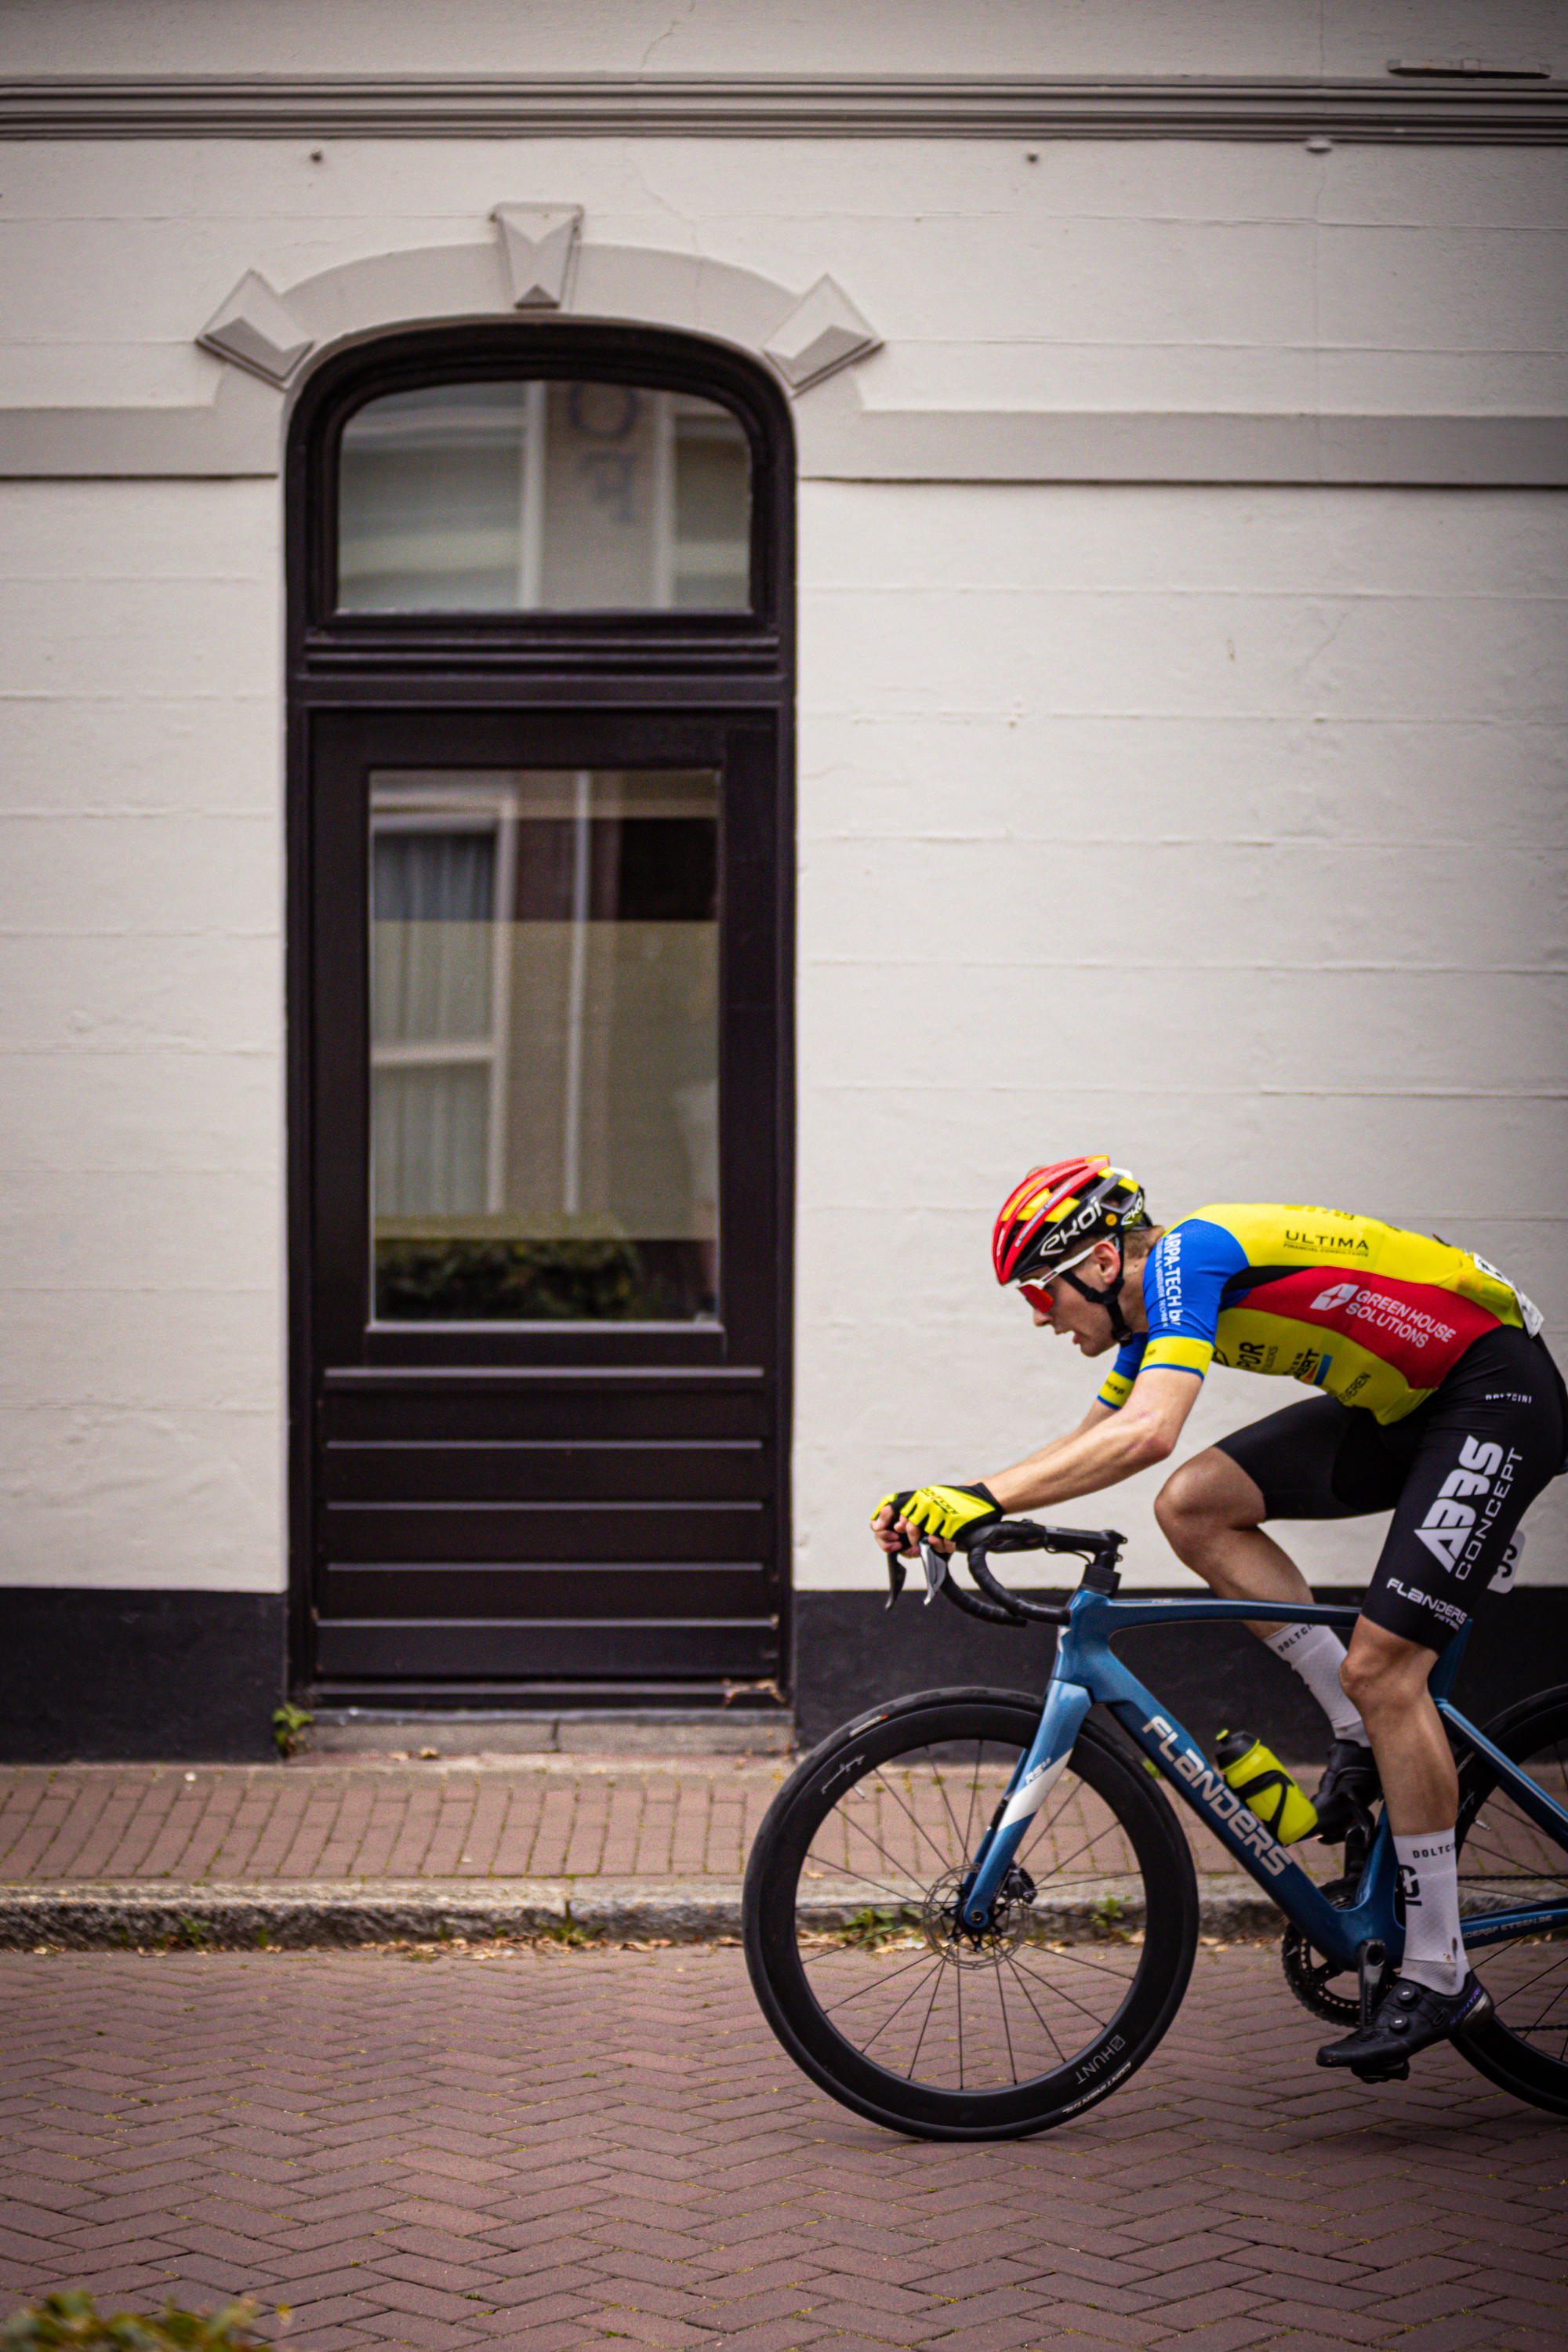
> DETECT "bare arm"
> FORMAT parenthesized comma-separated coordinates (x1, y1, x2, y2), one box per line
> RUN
(874, 1376, 1201, 1557)
(985, 1370, 1201, 1511)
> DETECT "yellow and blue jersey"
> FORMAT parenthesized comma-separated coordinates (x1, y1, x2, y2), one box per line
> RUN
(1096, 1203, 1535, 1425)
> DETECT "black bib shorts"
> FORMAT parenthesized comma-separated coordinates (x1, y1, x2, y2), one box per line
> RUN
(1214, 1327, 1567, 1652)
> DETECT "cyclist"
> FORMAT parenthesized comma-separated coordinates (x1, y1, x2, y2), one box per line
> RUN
(872, 1156, 1566, 2076)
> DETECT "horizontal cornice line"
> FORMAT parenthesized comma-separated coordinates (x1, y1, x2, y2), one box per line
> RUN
(2, 73, 1567, 142)
(2, 405, 1564, 483)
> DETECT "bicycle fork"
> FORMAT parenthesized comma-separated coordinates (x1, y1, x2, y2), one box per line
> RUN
(957, 1668, 1092, 1933)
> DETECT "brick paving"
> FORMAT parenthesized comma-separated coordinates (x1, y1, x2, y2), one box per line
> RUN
(2, 1942, 1564, 2352)
(0, 1757, 1323, 1889)
(0, 1760, 790, 1886)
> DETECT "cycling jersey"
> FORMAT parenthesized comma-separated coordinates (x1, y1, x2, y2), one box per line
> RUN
(1096, 1203, 1540, 1426)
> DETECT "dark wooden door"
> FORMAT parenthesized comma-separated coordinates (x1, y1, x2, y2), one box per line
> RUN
(292, 704, 790, 1708)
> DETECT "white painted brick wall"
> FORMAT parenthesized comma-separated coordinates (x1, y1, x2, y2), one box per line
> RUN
(2, 0, 1562, 80)
(794, 483, 1568, 1589)
(0, 481, 285, 1590)
(0, 0, 1563, 1603)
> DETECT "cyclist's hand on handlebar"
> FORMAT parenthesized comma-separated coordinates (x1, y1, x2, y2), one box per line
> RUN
(872, 1483, 1002, 1555)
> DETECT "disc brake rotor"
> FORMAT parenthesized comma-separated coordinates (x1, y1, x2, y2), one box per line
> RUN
(921, 1865, 1036, 1969)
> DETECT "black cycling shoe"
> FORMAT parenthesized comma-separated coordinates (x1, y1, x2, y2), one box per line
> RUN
(1311, 1738, 1381, 1842)
(1316, 1972, 1493, 2081)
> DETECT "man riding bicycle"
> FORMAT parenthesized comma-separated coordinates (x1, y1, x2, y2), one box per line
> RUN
(873, 1156, 1566, 2077)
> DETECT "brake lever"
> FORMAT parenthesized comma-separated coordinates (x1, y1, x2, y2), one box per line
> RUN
(884, 1552, 907, 1610)
(919, 1539, 948, 1606)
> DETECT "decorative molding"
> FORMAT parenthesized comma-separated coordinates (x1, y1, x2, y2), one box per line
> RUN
(764, 277, 880, 393)
(2, 391, 1561, 488)
(197, 269, 315, 386)
(1, 73, 1566, 144)
(492, 204, 582, 310)
(0, 236, 1562, 487)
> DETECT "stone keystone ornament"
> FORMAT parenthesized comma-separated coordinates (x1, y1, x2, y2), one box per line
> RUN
(196, 270, 315, 385)
(763, 276, 882, 392)
(492, 205, 583, 309)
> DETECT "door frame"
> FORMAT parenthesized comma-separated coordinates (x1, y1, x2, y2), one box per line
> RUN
(284, 321, 795, 1709)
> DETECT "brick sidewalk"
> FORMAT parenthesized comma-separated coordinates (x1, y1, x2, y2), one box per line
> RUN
(0, 1758, 790, 1887)
(2, 1943, 1563, 2352)
(0, 1754, 1324, 1890)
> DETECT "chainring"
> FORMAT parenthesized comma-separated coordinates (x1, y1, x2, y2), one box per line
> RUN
(1280, 1922, 1359, 2024)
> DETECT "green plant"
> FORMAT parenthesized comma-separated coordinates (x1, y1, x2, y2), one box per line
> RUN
(167, 1915, 212, 1952)
(1090, 1893, 1129, 1942)
(1, 2292, 281, 2350)
(540, 1904, 603, 1948)
(839, 1905, 920, 1951)
(271, 1703, 313, 1760)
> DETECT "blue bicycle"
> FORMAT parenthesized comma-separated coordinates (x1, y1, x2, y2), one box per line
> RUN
(742, 1522, 1568, 2139)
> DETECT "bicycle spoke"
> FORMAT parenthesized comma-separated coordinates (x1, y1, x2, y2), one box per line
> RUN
(815, 1947, 942, 2016)
(798, 1853, 924, 1910)
(995, 1957, 1020, 2084)
(855, 1961, 952, 2053)
(961, 1738, 985, 1862)
(931, 1748, 989, 1861)
(1000, 1953, 1067, 2066)
(904, 1954, 948, 2081)
(954, 1943, 964, 2089)
(1014, 1939, 1148, 1987)
(1486, 1948, 1568, 2016)
(867, 1762, 968, 1874)
(1008, 1946, 1131, 2031)
(811, 1802, 942, 1893)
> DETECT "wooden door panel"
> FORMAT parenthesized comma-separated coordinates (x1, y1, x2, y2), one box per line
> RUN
(314, 1617, 779, 1679)
(321, 1439, 770, 1504)
(320, 1560, 773, 1616)
(322, 1499, 770, 1563)
(321, 1379, 772, 1445)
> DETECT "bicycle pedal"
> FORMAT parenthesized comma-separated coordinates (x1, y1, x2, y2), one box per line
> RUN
(1350, 2058, 1410, 2085)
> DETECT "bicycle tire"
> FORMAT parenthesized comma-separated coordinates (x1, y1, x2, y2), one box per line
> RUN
(742, 1687, 1199, 2140)
(1453, 1684, 1568, 2117)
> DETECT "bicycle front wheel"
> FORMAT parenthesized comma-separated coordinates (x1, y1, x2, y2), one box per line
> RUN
(1454, 1685, 1568, 2116)
(742, 1687, 1199, 2140)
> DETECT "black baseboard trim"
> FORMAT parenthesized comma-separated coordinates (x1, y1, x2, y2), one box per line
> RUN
(0, 1589, 286, 1762)
(792, 1587, 1568, 1756)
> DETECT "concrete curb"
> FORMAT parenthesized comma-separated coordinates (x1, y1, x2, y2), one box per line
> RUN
(0, 1875, 1288, 1949)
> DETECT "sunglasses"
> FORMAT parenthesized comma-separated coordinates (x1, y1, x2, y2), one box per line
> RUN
(1016, 1240, 1105, 1313)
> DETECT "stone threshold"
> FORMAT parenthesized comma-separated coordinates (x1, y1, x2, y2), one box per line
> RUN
(304, 1710, 796, 1757)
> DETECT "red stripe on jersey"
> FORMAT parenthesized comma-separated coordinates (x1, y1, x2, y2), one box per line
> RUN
(1241, 1268, 1498, 1387)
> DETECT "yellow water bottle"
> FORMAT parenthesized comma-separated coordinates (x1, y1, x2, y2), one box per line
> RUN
(1215, 1729, 1319, 1844)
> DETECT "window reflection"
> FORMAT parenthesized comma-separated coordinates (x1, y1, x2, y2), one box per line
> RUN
(370, 769, 720, 1322)
(339, 382, 750, 612)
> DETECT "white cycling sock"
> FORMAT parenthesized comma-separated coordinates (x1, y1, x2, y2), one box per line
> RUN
(1262, 1622, 1367, 1744)
(1394, 1828, 1466, 1995)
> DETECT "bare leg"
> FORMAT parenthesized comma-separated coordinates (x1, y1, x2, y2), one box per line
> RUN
(1155, 1446, 1316, 1639)
(1340, 1621, 1456, 1835)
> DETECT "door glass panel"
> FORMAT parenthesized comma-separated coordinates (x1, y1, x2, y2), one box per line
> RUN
(370, 769, 720, 1323)
(339, 383, 751, 612)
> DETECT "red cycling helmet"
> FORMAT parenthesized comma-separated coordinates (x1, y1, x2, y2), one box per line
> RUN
(992, 1156, 1147, 1301)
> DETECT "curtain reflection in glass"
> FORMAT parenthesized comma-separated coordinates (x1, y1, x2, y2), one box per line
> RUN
(339, 383, 750, 612)
(370, 770, 719, 1322)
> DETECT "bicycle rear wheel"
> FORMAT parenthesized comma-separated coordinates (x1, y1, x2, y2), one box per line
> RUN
(742, 1687, 1199, 2140)
(1454, 1685, 1568, 2116)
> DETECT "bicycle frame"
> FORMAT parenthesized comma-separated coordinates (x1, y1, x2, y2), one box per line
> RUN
(957, 1589, 1568, 1970)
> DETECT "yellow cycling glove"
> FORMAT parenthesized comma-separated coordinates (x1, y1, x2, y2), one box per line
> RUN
(872, 1482, 1002, 1549)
